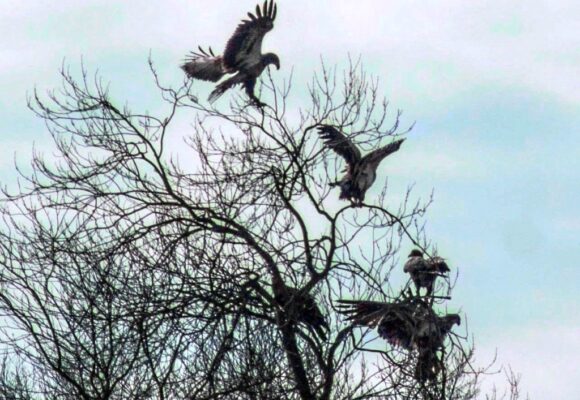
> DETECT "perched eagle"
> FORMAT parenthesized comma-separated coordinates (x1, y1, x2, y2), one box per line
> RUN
(337, 299, 419, 349)
(181, 0, 280, 107)
(317, 125, 405, 206)
(338, 298, 460, 382)
(274, 282, 329, 341)
(403, 249, 450, 296)
(413, 313, 461, 382)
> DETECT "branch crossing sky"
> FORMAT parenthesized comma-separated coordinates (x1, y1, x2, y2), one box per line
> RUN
(1, 1, 578, 397)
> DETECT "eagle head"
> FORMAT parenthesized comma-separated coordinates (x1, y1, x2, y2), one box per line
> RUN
(446, 314, 461, 327)
(408, 249, 423, 258)
(263, 53, 280, 70)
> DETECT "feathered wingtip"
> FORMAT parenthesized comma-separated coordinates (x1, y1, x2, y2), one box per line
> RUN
(316, 125, 349, 145)
(190, 46, 216, 59)
(181, 46, 225, 82)
(336, 299, 362, 320)
(336, 299, 388, 325)
(247, 0, 277, 21)
(336, 299, 363, 308)
(181, 47, 217, 68)
(430, 257, 450, 273)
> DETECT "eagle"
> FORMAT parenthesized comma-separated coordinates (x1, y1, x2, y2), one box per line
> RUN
(181, 0, 280, 107)
(338, 298, 460, 382)
(337, 299, 419, 349)
(413, 313, 461, 382)
(403, 249, 450, 297)
(317, 125, 405, 206)
(274, 282, 329, 341)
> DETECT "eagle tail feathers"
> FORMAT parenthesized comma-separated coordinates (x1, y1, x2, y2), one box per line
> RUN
(207, 73, 248, 103)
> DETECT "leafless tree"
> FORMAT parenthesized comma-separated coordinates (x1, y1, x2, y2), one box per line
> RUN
(0, 59, 522, 399)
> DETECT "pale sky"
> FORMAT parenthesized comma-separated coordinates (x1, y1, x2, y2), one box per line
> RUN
(1, 1, 579, 397)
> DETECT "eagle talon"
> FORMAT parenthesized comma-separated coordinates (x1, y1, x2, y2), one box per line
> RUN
(253, 100, 267, 108)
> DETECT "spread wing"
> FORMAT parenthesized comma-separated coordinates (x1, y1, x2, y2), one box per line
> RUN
(337, 300, 392, 326)
(337, 299, 417, 349)
(317, 125, 362, 167)
(223, 0, 277, 70)
(181, 46, 226, 82)
(360, 138, 405, 171)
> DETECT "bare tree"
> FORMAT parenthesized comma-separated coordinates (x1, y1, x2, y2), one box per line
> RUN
(0, 59, 522, 399)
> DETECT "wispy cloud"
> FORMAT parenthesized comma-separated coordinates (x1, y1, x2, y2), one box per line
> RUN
(2, 0, 578, 104)
(0, 2, 579, 397)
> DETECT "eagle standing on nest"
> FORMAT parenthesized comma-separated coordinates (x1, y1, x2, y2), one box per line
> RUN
(274, 283, 329, 341)
(317, 125, 405, 206)
(404, 249, 450, 296)
(181, 0, 280, 107)
(338, 298, 460, 382)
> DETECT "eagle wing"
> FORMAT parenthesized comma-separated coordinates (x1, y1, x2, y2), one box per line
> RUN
(223, 0, 277, 71)
(317, 125, 362, 167)
(360, 138, 405, 171)
(338, 299, 417, 349)
(181, 46, 226, 82)
(403, 255, 426, 274)
(337, 299, 391, 326)
(429, 257, 450, 273)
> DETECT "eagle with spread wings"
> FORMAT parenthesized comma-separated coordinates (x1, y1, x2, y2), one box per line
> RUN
(338, 297, 460, 382)
(404, 249, 450, 297)
(181, 1, 280, 107)
(317, 125, 405, 206)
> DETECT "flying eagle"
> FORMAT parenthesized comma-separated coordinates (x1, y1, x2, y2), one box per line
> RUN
(274, 283, 329, 341)
(403, 249, 450, 296)
(317, 125, 405, 206)
(338, 298, 460, 382)
(181, 0, 280, 107)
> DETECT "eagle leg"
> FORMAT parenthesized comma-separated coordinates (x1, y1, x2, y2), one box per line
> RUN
(244, 78, 267, 108)
(425, 283, 434, 297)
(252, 97, 267, 108)
(248, 92, 266, 108)
(411, 283, 422, 298)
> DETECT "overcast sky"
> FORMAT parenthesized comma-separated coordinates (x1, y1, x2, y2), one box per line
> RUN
(1, 1, 579, 397)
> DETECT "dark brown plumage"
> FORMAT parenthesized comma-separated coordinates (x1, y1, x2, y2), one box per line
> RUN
(274, 283, 329, 341)
(317, 125, 405, 206)
(338, 298, 460, 382)
(337, 299, 419, 349)
(403, 249, 450, 296)
(181, 1, 280, 107)
(413, 313, 461, 382)
(415, 349, 441, 383)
